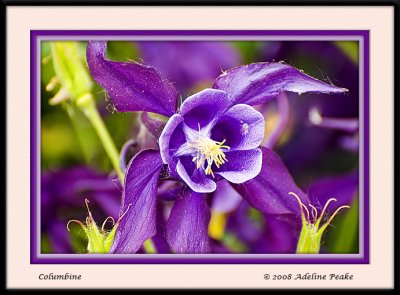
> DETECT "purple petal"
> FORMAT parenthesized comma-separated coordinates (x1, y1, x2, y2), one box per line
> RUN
(212, 62, 348, 106)
(211, 104, 265, 151)
(232, 147, 309, 215)
(211, 180, 242, 213)
(110, 149, 163, 253)
(151, 202, 171, 253)
(180, 88, 231, 130)
(176, 159, 217, 193)
(166, 190, 211, 253)
(87, 41, 178, 117)
(159, 114, 185, 164)
(216, 149, 262, 184)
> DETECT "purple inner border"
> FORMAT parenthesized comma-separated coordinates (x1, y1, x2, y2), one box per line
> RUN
(30, 30, 370, 264)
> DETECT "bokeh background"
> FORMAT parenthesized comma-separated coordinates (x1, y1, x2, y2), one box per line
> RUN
(40, 40, 360, 254)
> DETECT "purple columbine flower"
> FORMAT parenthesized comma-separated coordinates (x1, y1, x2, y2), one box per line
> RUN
(158, 88, 265, 193)
(86, 41, 347, 254)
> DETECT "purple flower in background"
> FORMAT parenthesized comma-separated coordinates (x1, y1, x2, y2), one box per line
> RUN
(308, 107, 359, 152)
(259, 41, 359, 176)
(86, 41, 347, 254)
(41, 167, 120, 253)
(136, 41, 240, 93)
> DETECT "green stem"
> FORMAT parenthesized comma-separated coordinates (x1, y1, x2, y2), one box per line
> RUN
(77, 93, 124, 183)
(76, 93, 157, 253)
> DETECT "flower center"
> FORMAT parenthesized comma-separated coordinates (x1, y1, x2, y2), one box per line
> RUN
(189, 124, 230, 177)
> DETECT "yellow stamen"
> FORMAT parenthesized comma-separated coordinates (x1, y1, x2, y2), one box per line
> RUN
(189, 125, 230, 177)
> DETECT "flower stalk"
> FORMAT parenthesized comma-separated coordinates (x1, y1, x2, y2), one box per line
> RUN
(76, 93, 124, 183)
(47, 41, 124, 183)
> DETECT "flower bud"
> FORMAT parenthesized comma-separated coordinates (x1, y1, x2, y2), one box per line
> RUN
(67, 199, 130, 254)
(289, 192, 350, 254)
(48, 42, 93, 105)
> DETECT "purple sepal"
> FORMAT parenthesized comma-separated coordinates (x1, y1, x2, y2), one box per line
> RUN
(166, 190, 211, 253)
(232, 147, 309, 215)
(212, 62, 347, 106)
(150, 202, 171, 254)
(86, 41, 178, 117)
(110, 149, 163, 253)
